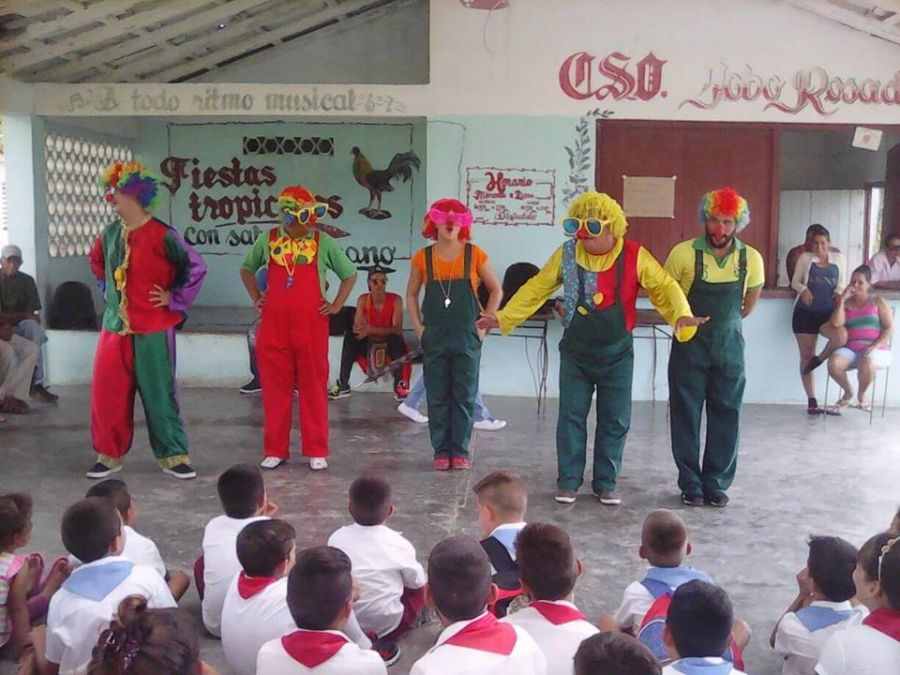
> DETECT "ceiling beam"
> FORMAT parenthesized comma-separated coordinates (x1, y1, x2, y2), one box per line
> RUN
(3, 0, 151, 49)
(787, 0, 900, 44)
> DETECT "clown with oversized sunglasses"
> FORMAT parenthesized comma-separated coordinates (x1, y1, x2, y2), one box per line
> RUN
(478, 192, 706, 506)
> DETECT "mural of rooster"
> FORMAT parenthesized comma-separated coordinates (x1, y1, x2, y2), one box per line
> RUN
(351, 146, 421, 219)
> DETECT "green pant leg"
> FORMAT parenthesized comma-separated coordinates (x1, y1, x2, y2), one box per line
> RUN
(590, 349, 634, 493)
(555, 353, 595, 491)
(703, 331, 746, 492)
(134, 330, 190, 466)
(668, 338, 709, 494)
(448, 338, 481, 459)
(423, 336, 453, 458)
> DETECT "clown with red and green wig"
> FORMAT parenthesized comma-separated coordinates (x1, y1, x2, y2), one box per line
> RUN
(87, 160, 207, 480)
(240, 185, 357, 470)
(478, 192, 704, 505)
(664, 187, 764, 508)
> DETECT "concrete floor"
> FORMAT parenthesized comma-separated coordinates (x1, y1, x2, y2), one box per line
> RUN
(0, 387, 897, 674)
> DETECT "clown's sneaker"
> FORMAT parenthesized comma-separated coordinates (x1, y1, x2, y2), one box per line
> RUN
(162, 463, 197, 480)
(328, 383, 351, 400)
(554, 489, 577, 504)
(85, 462, 122, 480)
(309, 458, 328, 471)
(259, 456, 284, 470)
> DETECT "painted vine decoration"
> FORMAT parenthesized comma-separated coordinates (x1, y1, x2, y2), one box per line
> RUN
(562, 108, 613, 205)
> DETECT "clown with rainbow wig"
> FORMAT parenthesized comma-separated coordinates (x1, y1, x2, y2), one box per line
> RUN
(664, 186, 764, 508)
(240, 185, 357, 470)
(479, 191, 704, 505)
(87, 160, 207, 480)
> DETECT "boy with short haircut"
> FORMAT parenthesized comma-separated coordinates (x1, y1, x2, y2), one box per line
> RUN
(661, 580, 746, 674)
(411, 535, 547, 675)
(574, 633, 661, 675)
(501, 523, 598, 675)
(327, 475, 426, 662)
(256, 546, 387, 675)
(473, 471, 528, 617)
(200, 463, 277, 636)
(771, 536, 867, 675)
(44, 497, 176, 675)
(84, 479, 190, 600)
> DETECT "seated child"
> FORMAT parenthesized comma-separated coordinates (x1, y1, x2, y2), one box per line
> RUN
(771, 536, 866, 675)
(816, 532, 900, 674)
(501, 523, 598, 675)
(45, 497, 176, 675)
(573, 633, 661, 675)
(327, 475, 426, 661)
(200, 463, 277, 637)
(473, 471, 528, 617)
(661, 580, 747, 675)
(256, 546, 387, 675)
(410, 535, 547, 675)
(83, 479, 190, 601)
(85, 595, 221, 674)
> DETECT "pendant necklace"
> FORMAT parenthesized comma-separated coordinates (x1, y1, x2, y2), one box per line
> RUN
(435, 249, 458, 309)
(284, 247, 297, 289)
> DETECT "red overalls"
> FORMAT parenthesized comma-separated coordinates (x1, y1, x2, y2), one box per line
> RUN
(256, 229, 330, 459)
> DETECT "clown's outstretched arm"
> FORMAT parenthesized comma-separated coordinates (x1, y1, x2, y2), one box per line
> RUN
(638, 246, 699, 343)
(491, 246, 564, 335)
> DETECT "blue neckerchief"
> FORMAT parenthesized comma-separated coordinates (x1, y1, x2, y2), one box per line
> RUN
(795, 605, 855, 632)
(62, 560, 134, 601)
(643, 566, 712, 591)
(491, 525, 524, 558)
(671, 657, 735, 674)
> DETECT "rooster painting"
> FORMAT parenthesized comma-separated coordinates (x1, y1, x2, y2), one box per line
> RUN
(351, 146, 421, 219)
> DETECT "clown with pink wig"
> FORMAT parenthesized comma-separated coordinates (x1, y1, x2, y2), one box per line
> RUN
(86, 160, 207, 480)
(664, 187, 765, 508)
(406, 198, 502, 470)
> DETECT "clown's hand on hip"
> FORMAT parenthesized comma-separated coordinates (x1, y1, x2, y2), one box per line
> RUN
(674, 315, 709, 333)
(476, 313, 499, 332)
(149, 284, 171, 308)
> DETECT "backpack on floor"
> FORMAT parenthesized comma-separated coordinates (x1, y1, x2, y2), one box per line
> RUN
(480, 536, 522, 618)
(47, 281, 99, 330)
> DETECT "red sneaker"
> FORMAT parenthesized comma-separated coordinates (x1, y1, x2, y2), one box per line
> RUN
(394, 381, 410, 401)
(450, 457, 471, 470)
(433, 457, 450, 471)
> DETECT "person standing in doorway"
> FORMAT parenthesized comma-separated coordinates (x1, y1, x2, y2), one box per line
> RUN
(870, 232, 900, 289)
(665, 187, 764, 508)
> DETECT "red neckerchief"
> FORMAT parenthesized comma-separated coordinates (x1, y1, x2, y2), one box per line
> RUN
(863, 607, 900, 642)
(237, 573, 279, 599)
(444, 612, 517, 655)
(281, 630, 349, 668)
(530, 600, 588, 625)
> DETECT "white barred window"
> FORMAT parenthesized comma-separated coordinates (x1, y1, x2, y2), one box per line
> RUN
(44, 133, 132, 258)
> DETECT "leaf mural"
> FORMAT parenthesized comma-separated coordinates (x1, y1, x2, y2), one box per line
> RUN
(562, 109, 614, 206)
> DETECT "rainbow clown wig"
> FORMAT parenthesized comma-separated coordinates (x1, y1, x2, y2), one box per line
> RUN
(277, 185, 316, 213)
(698, 187, 751, 232)
(99, 161, 160, 211)
(567, 191, 628, 238)
(422, 198, 473, 241)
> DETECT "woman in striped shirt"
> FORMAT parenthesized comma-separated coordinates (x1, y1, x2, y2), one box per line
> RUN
(826, 265, 893, 414)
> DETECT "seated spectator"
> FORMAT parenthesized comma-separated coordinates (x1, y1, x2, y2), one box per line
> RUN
(869, 232, 900, 289)
(0, 245, 57, 402)
(0, 318, 38, 414)
(398, 374, 507, 430)
(574, 633, 661, 675)
(771, 536, 866, 675)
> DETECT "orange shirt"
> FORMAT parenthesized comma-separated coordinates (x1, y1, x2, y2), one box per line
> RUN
(411, 244, 488, 294)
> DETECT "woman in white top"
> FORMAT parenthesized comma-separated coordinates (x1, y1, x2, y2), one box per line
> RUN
(790, 225, 848, 414)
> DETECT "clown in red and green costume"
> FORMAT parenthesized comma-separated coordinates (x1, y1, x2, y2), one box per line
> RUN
(240, 186, 357, 470)
(87, 161, 207, 480)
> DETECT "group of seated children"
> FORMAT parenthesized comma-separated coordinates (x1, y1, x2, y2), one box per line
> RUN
(0, 471, 897, 675)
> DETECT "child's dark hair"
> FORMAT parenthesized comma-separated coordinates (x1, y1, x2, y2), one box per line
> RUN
(217, 464, 265, 519)
(0, 493, 33, 551)
(858, 531, 900, 610)
(574, 633, 661, 675)
(666, 580, 733, 658)
(807, 536, 858, 602)
(86, 480, 132, 518)
(427, 536, 492, 622)
(287, 546, 352, 630)
(236, 519, 296, 577)
(62, 497, 122, 563)
(851, 264, 872, 282)
(472, 470, 527, 520)
(86, 595, 200, 675)
(641, 509, 687, 565)
(348, 475, 392, 526)
(515, 523, 577, 601)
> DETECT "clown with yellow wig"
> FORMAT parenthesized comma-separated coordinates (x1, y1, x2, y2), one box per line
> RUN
(240, 186, 357, 470)
(87, 160, 207, 480)
(478, 192, 704, 505)
(664, 187, 764, 508)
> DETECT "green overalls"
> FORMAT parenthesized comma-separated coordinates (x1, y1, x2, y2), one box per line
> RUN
(669, 247, 747, 494)
(422, 244, 481, 459)
(557, 252, 633, 492)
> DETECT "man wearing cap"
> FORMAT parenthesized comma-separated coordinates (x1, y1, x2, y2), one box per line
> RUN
(0, 244, 57, 402)
(664, 187, 764, 508)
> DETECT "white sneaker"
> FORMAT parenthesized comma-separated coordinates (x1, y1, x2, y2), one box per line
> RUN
(259, 456, 284, 470)
(309, 457, 328, 471)
(397, 402, 428, 424)
(473, 418, 507, 431)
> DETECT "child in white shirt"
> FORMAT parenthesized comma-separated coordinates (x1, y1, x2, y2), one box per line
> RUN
(410, 535, 547, 675)
(501, 523, 597, 675)
(771, 536, 867, 675)
(573, 633, 661, 675)
(44, 497, 176, 675)
(256, 545, 387, 675)
(327, 474, 426, 662)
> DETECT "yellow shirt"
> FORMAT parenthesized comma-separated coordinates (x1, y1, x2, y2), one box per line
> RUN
(496, 239, 697, 342)
(664, 237, 765, 297)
